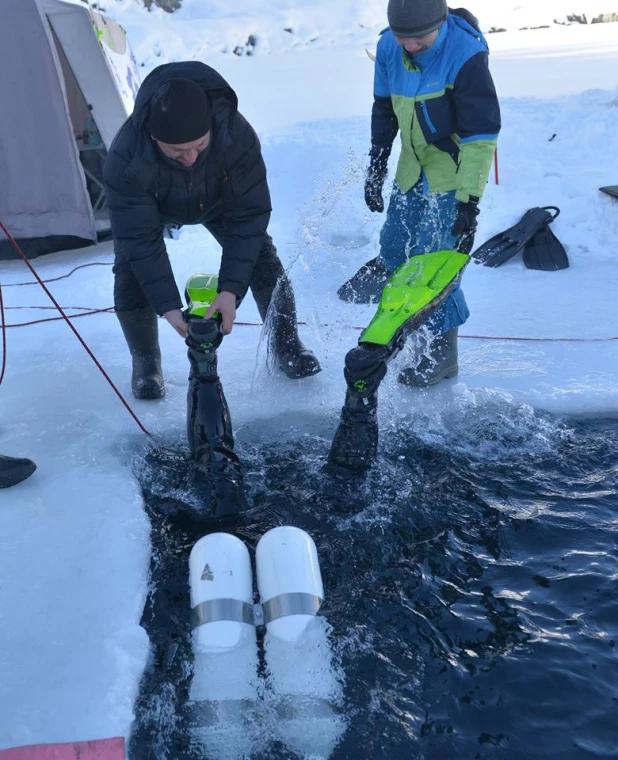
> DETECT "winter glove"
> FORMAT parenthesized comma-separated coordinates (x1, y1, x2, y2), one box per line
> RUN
(364, 151, 389, 213)
(452, 197, 480, 254)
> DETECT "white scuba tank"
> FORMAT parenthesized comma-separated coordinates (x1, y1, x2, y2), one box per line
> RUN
(256, 526, 347, 759)
(187, 533, 260, 760)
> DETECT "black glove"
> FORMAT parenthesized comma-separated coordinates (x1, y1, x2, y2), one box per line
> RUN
(364, 152, 389, 213)
(452, 197, 480, 253)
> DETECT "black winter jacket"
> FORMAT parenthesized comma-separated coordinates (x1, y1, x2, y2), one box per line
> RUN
(103, 62, 272, 315)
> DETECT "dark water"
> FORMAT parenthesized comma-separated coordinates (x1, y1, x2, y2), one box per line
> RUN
(128, 403, 618, 760)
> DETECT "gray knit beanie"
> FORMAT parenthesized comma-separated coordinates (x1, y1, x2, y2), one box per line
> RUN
(387, 0, 448, 38)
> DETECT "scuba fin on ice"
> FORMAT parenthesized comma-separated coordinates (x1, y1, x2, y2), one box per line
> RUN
(600, 185, 618, 199)
(523, 224, 569, 271)
(471, 206, 561, 268)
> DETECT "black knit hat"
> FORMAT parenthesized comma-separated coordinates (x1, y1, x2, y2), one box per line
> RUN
(148, 79, 212, 144)
(387, 0, 448, 38)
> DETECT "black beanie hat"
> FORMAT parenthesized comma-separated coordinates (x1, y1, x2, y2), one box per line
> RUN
(387, 0, 448, 38)
(148, 79, 212, 144)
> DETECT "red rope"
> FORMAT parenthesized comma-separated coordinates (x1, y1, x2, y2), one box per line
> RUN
(2, 261, 112, 287)
(7, 308, 115, 328)
(1, 307, 617, 343)
(0, 221, 152, 439)
(0, 285, 6, 386)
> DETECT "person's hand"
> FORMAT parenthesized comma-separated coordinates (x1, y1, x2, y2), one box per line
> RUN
(205, 291, 237, 335)
(364, 154, 388, 213)
(163, 308, 188, 338)
(452, 197, 480, 253)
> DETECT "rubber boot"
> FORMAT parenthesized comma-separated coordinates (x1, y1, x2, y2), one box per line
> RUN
(186, 318, 247, 517)
(116, 306, 165, 400)
(252, 275, 321, 380)
(398, 328, 459, 387)
(327, 392, 378, 474)
(327, 343, 389, 474)
(337, 256, 390, 304)
(0, 454, 37, 488)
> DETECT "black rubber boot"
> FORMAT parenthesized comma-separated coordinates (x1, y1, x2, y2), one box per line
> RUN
(327, 343, 389, 474)
(0, 454, 37, 489)
(186, 318, 247, 517)
(116, 306, 165, 400)
(337, 256, 390, 304)
(252, 275, 321, 380)
(327, 393, 378, 474)
(398, 328, 459, 387)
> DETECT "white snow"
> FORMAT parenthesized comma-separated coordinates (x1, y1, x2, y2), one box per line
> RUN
(1, 3, 618, 755)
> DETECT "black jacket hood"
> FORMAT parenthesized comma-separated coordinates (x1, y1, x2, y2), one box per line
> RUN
(132, 61, 238, 135)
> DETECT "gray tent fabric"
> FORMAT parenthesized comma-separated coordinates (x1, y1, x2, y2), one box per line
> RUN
(0, 0, 139, 259)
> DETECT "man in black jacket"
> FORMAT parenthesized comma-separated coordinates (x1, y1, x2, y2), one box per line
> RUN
(104, 62, 321, 401)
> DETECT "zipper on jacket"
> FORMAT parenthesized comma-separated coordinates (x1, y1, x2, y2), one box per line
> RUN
(421, 100, 437, 134)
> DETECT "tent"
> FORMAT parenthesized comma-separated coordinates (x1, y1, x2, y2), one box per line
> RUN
(0, 0, 141, 259)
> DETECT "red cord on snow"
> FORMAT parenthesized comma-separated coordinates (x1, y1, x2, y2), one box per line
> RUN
(2, 261, 113, 288)
(0, 284, 6, 387)
(0, 220, 153, 439)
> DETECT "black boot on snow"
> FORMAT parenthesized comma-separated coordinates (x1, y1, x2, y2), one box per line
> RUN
(337, 256, 390, 304)
(327, 393, 378, 474)
(187, 318, 247, 517)
(116, 306, 165, 400)
(398, 328, 459, 388)
(0, 454, 37, 489)
(252, 276, 321, 380)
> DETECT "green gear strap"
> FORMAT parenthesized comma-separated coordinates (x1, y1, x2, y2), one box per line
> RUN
(185, 273, 219, 317)
(359, 251, 470, 346)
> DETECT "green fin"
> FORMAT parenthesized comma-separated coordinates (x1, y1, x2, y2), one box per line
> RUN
(185, 273, 219, 317)
(360, 251, 469, 346)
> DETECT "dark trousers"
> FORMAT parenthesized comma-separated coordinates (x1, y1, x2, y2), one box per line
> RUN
(113, 219, 285, 312)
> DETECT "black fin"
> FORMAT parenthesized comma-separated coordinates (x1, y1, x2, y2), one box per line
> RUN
(471, 207, 560, 268)
(523, 225, 569, 271)
(337, 256, 390, 304)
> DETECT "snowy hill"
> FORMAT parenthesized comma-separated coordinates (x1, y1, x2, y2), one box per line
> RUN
(99, 0, 618, 64)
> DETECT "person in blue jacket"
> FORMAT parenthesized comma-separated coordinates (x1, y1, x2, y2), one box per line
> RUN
(339, 0, 501, 386)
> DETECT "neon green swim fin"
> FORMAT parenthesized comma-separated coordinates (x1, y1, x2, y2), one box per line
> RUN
(185, 273, 219, 318)
(359, 250, 469, 347)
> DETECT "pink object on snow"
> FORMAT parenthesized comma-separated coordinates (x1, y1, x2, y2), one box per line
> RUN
(0, 738, 124, 760)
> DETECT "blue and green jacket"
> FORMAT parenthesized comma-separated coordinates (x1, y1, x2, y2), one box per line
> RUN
(372, 10, 501, 202)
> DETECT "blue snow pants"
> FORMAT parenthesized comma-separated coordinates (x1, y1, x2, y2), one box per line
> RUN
(379, 179, 470, 334)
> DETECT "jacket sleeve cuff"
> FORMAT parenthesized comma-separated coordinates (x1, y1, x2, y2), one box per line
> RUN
(217, 280, 245, 299)
(455, 189, 476, 203)
(153, 296, 183, 317)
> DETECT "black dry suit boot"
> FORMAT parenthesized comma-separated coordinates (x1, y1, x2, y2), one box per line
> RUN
(398, 328, 459, 388)
(116, 306, 165, 400)
(186, 318, 247, 517)
(252, 275, 321, 380)
(327, 344, 389, 474)
(0, 454, 37, 488)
